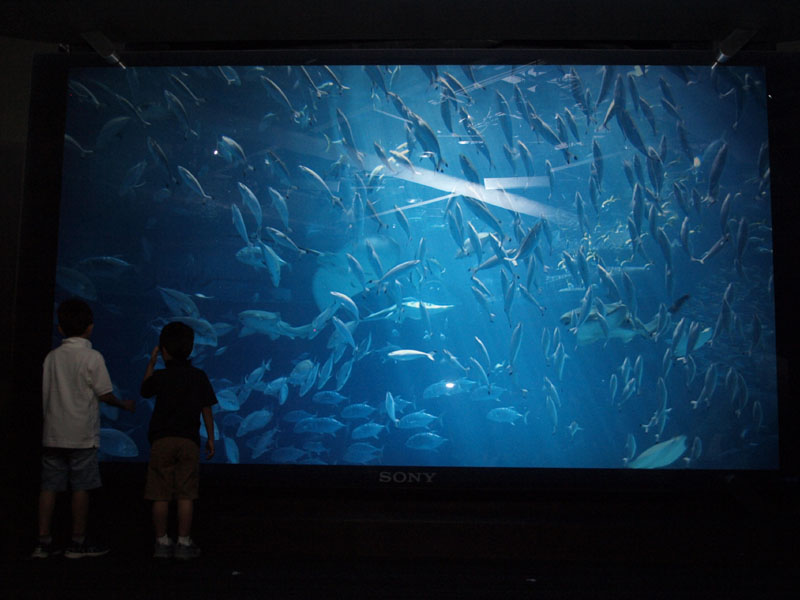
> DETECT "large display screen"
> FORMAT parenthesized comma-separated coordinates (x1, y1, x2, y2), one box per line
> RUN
(53, 60, 777, 470)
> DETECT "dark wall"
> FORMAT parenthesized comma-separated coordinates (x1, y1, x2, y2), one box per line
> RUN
(0, 36, 57, 557)
(0, 0, 796, 49)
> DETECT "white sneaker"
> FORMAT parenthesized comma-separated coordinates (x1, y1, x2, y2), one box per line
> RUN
(153, 538, 174, 559)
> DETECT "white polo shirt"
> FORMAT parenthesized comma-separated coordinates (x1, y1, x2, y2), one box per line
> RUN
(42, 337, 114, 448)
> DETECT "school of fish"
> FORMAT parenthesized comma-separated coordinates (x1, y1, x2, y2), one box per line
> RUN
(57, 61, 776, 469)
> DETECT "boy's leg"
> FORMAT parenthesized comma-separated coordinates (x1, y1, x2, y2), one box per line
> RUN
(38, 490, 57, 538)
(177, 499, 193, 538)
(38, 448, 69, 542)
(67, 448, 101, 542)
(33, 490, 60, 558)
(174, 498, 200, 559)
(146, 438, 174, 540)
(173, 439, 200, 540)
(71, 490, 89, 540)
(63, 448, 109, 558)
(152, 501, 169, 538)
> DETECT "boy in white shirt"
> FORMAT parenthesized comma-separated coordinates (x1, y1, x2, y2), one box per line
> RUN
(32, 298, 134, 559)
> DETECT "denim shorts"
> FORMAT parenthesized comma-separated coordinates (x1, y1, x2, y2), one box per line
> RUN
(144, 437, 200, 501)
(41, 447, 102, 492)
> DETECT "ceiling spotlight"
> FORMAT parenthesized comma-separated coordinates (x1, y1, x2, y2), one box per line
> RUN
(712, 28, 757, 69)
(81, 31, 126, 69)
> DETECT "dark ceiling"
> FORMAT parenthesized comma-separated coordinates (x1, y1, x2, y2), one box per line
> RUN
(1, 0, 799, 52)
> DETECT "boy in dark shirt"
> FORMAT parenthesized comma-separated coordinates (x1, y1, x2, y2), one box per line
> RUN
(140, 321, 216, 559)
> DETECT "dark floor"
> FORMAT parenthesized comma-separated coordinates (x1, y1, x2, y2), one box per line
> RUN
(3, 473, 797, 599)
(2, 553, 797, 599)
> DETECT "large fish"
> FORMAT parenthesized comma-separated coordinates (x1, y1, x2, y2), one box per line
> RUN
(627, 435, 687, 469)
(495, 90, 513, 146)
(706, 142, 728, 202)
(639, 97, 657, 135)
(158, 286, 199, 318)
(422, 378, 477, 400)
(442, 71, 473, 104)
(405, 432, 447, 451)
(411, 113, 446, 171)
(458, 105, 492, 166)
(387, 349, 435, 362)
(144, 137, 172, 187)
(364, 299, 454, 324)
(261, 75, 303, 121)
(237, 183, 263, 233)
(336, 108, 366, 170)
(118, 160, 147, 197)
(364, 65, 389, 98)
(672, 323, 713, 358)
(595, 65, 614, 110)
(164, 90, 197, 138)
(239, 310, 311, 340)
(294, 417, 345, 436)
(461, 195, 504, 238)
(177, 166, 212, 202)
(217, 135, 251, 172)
(258, 241, 287, 287)
(516, 140, 535, 178)
(169, 316, 218, 347)
(169, 73, 205, 106)
(298, 165, 342, 208)
(398, 409, 439, 429)
(530, 113, 563, 149)
(487, 407, 526, 425)
(616, 108, 648, 156)
(459, 154, 481, 184)
(369, 259, 420, 289)
(560, 301, 656, 346)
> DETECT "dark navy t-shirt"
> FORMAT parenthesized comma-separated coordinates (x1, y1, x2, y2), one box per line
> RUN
(140, 359, 217, 446)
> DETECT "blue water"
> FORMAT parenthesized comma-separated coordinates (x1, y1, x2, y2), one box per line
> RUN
(55, 63, 777, 469)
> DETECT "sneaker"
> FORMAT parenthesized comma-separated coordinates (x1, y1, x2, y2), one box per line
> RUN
(31, 540, 61, 559)
(153, 539, 174, 559)
(64, 540, 110, 559)
(174, 541, 201, 560)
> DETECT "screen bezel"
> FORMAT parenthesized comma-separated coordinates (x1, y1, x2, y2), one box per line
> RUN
(15, 47, 799, 498)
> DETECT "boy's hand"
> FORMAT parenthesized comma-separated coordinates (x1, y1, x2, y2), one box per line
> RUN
(142, 346, 160, 384)
(205, 439, 215, 460)
(98, 392, 135, 413)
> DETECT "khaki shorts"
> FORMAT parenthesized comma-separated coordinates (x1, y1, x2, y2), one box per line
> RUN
(144, 437, 200, 501)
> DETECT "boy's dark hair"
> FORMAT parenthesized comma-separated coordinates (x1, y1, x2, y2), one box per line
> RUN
(159, 321, 194, 360)
(57, 298, 94, 337)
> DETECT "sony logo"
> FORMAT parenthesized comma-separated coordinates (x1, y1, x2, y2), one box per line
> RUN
(378, 471, 437, 484)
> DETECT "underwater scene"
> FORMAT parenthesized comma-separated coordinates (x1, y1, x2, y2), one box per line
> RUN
(55, 61, 777, 469)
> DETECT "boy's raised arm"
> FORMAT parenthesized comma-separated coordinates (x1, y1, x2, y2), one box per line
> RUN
(142, 346, 159, 383)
